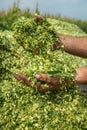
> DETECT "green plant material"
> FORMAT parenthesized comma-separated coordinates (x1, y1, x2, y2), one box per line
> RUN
(0, 31, 17, 76)
(12, 16, 60, 55)
(47, 18, 87, 36)
(0, 16, 87, 130)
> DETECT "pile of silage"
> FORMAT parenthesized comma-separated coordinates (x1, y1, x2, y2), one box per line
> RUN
(47, 18, 87, 36)
(0, 16, 76, 82)
(0, 31, 18, 77)
(0, 16, 87, 130)
(12, 16, 60, 55)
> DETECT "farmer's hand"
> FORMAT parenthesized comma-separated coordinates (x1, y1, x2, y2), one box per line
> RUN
(51, 34, 64, 51)
(14, 73, 31, 86)
(75, 66, 87, 84)
(35, 73, 61, 85)
(35, 73, 62, 91)
(14, 73, 61, 92)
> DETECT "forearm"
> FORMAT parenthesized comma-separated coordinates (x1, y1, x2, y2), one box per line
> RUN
(60, 34, 87, 58)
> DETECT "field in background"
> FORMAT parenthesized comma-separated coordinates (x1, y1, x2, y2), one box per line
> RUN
(0, 2, 87, 33)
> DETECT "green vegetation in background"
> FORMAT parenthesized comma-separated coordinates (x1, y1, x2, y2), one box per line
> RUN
(0, 2, 87, 33)
(48, 18, 87, 36)
(0, 3, 31, 31)
(60, 16, 87, 34)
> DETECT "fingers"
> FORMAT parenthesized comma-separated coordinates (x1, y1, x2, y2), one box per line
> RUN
(35, 73, 61, 86)
(35, 73, 61, 91)
(14, 73, 62, 92)
(51, 41, 60, 51)
(35, 82, 60, 92)
(35, 73, 48, 82)
(14, 73, 31, 86)
(75, 66, 87, 84)
(33, 15, 43, 22)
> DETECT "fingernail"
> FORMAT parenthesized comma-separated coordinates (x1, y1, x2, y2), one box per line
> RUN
(35, 74, 41, 79)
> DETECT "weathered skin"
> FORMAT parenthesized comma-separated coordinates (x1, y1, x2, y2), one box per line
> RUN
(60, 34, 87, 58)
(14, 73, 31, 86)
(75, 66, 87, 84)
(59, 35, 87, 85)
(14, 73, 74, 92)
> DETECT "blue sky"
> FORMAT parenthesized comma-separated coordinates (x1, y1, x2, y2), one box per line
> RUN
(0, 0, 87, 20)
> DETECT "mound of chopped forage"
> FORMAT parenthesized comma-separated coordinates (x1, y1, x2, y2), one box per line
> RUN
(0, 15, 87, 130)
